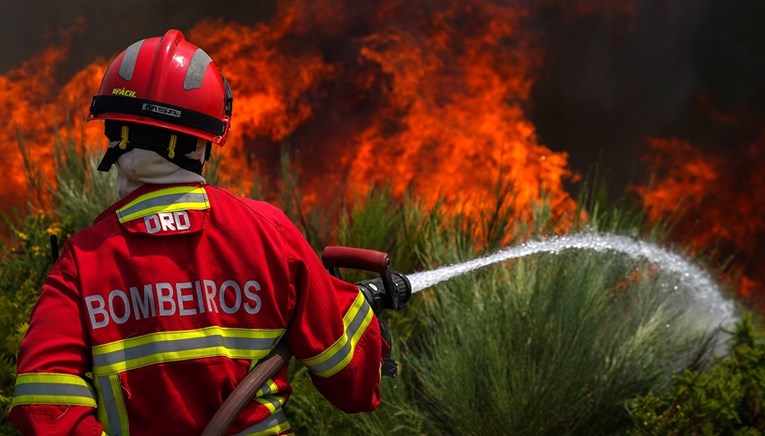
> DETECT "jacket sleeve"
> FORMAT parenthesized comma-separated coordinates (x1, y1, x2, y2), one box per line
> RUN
(7, 243, 104, 436)
(281, 220, 388, 413)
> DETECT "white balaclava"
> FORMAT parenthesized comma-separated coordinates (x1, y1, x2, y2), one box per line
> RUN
(113, 141, 207, 198)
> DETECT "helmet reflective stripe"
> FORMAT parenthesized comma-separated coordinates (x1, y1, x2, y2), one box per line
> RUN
(89, 29, 232, 145)
(184, 49, 213, 90)
(91, 326, 285, 375)
(96, 374, 129, 436)
(116, 186, 209, 223)
(223, 76, 233, 116)
(232, 411, 291, 436)
(118, 40, 143, 81)
(301, 292, 374, 377)
(11, 373, 96, 407)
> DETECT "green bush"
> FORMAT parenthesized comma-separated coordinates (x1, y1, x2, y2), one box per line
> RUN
(401, 247, 722, 435)
(627, 314, 765, 435)
(0, 213, 64, 432)
(286, 171, 736, 435)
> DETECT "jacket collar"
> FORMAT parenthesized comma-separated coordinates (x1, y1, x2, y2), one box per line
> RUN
(94, 182, 207, 226)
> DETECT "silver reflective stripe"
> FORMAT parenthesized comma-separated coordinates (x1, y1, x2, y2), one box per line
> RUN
(93, 335, 279, 369)
(97, 375, 127, 436)
(184, 48, 212, 90)
(11, 373, 98, 408)
(119, 40, 144, 81)
(233, 411, 289, 436)
(258, 395, 284, 411)
(257, 380, 275, 395)
(307, 299, 371, 375)
(116, 191, 208, 222)
(13, 382, 93, 398)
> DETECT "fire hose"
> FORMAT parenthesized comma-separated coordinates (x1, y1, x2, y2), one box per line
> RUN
(201, 246, 412, 436)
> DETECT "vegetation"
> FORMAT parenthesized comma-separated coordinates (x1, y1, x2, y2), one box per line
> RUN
(285, 169, 740, 436)
(627, 313, 765, 435)
(0, 136, 761, 435)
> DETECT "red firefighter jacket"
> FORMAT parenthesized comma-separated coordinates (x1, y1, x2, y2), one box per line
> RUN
(8, 183, 387, 435)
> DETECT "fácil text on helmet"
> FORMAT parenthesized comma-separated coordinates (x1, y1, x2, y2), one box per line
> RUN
(111, 87, 136, 98)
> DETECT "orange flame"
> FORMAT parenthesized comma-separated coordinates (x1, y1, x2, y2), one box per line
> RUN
(638, 128, 765, 307)
(1, 0, 577, 236)
(0, 31, 104, 209)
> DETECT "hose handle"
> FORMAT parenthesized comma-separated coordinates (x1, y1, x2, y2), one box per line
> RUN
(321, 246, 410, 311)
(321, 246, 391, 277)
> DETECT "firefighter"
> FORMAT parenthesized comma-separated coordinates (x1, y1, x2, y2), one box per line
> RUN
(8, 29, 389, 435)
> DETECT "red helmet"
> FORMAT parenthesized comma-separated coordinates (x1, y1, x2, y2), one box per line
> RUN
(88, 29, 232, 145)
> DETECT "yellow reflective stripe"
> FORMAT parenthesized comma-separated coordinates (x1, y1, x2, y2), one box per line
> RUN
(11, 373, 96, 408)
(92, 326, 284, 375)
(95, 377, 108, 431)
(254, 379, 284, 414)
(118, 186, 207, 214)
(116, 186, 209, 223)
(120, 202, 208, 223)
(249, 421, 291, 436)
(256, 394, 286, 414)
(96, 374, 129, 436)
(302, 292, 374, 377)
(255, 379, 279, 397)
(233, 411, 291, 436)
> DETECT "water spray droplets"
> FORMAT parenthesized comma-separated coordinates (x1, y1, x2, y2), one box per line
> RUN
(406, 232, 738, 329)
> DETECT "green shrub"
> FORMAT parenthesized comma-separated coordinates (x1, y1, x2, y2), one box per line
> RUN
(285, 172, 734, 435)
(0, 213, 64, 432)
(627, 314, 765, 435)
(402, 247, 722, 436)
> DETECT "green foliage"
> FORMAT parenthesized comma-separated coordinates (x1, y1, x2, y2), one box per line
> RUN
(1, 130, 753, 436)
(627, 314, 765, 435)
(50, 132, 118, 229)
(404, 249, 720, 436)
(285, 171, 731, 435)
(0, 213, 62, 425)
(272, 141, 336, 251)
(0, 209, 89, 433)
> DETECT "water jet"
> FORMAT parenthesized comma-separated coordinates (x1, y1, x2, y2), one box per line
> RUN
(407, 232, 738, 330)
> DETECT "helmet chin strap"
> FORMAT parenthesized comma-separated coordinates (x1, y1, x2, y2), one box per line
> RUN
(98, 122, 210, 174)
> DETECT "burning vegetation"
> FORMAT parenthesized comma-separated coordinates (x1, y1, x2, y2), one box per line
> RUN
(0, 0, 763, 305)
(1, 1, 576, 224)
(638, 129, 765, 308)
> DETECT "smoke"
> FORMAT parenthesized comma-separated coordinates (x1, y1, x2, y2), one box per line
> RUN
(521, 0, 765, 301)
(0, 0, 278, 75)
(527, 0, 765, 192)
